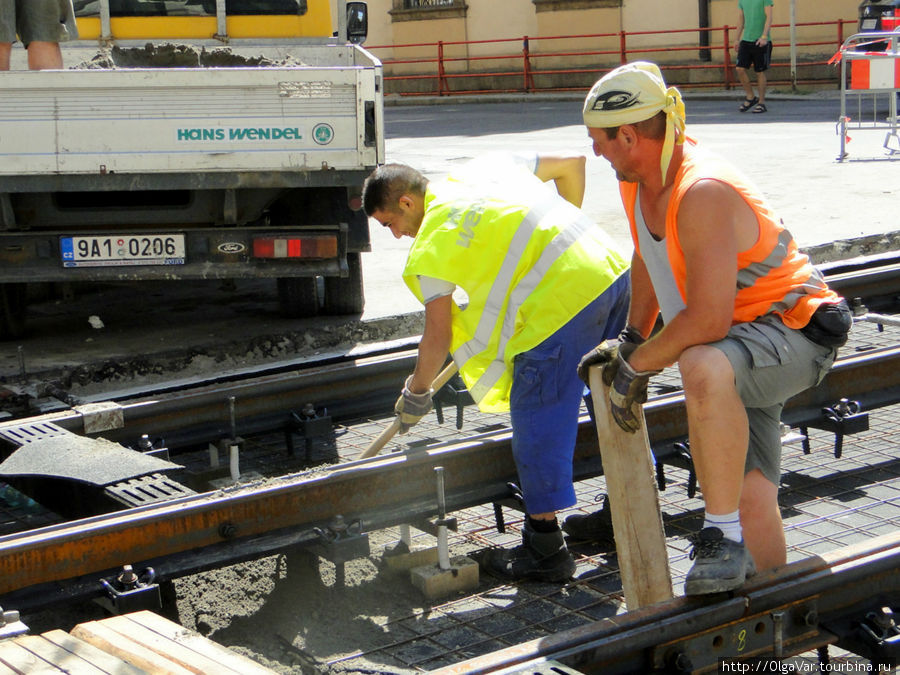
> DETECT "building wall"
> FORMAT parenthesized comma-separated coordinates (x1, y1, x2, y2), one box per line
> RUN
(362, 0, 859, 92)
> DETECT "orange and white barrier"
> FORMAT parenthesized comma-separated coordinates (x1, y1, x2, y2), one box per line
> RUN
(850, 53, 900, 90)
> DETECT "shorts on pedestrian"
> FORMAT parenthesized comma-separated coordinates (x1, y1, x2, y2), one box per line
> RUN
(736, 39, 773, 72)
(0, 0, 78, 46)
(710, 314, 837, 486)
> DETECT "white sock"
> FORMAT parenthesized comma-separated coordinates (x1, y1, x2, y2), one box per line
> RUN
(703, 510, 742, 543)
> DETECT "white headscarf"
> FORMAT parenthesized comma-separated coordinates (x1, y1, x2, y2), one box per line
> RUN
(583, 61, 686, 184)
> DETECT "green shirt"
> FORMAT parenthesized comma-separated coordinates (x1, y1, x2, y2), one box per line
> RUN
(739, 0, 773, 41)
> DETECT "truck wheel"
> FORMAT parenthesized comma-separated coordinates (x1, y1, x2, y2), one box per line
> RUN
(277, 277, 319, 318)
(0, 284, 27, 340)
(323, 253, 365, 315)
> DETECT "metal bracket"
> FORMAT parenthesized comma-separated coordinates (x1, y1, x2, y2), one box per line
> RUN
(0, 606, 28, 641)
(95, 565, 162, 616)
(652, 600, 820, 672)
(492, 482, 526, 534)
(657, 441, 697, 499)
(309, 515, 370, 565)
(434, 373, 474, 430)
(827, 605, 900, 668)
(285, 404, 335, 461)
(800, 398, 869, 458)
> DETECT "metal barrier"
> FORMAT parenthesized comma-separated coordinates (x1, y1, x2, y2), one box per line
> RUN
(836, 31, 900, 161)
(367, 19, 855, 97)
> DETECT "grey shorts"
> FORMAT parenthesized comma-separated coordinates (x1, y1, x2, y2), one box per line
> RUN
(0, 0, 78, 46)
(710, 315, 837, 486)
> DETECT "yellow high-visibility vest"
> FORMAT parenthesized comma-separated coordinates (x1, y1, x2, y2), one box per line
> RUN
(403, 161, 628, 412)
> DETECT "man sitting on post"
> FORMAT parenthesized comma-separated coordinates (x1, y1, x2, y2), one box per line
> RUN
(574, 62, 851, 594)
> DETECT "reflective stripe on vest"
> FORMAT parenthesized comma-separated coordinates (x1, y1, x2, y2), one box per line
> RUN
(461, 203, 597, 404)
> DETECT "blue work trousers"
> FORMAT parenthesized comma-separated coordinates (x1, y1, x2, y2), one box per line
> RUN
(509, 272, 630, 515)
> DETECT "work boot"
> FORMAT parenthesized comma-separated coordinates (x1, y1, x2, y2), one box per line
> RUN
(684, 527, 757, 596)
(481, 521, 576, 582)
(561, 494, 615, 546)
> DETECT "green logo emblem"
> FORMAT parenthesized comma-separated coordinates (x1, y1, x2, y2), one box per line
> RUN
(312, 123, 334, 145)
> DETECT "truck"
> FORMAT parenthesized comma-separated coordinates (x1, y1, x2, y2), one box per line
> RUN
(0, 0, 383, 339)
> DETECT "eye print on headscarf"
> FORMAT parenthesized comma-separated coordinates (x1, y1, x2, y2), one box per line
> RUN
(591, 90, 641, 111)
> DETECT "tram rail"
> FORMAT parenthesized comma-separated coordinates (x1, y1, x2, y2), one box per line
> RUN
(0, 251, 899, 671)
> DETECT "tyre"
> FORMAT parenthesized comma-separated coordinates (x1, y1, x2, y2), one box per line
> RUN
(0, 283, 27, 341)
(323, 252, 365, 315)
(277, 277, 319, 318)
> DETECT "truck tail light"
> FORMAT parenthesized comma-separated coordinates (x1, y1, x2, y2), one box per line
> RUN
(252, 235, 338, 259)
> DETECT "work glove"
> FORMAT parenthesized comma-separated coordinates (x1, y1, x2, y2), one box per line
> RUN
(394, 375, 434, 433)
(607, 352, 661, 433)
(577, 325, 645, 386)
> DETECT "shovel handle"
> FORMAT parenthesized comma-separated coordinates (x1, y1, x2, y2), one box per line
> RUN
(359, 362, 459, 459)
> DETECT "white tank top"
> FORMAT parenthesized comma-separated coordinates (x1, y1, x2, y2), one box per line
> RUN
(634, 189, 686, 324)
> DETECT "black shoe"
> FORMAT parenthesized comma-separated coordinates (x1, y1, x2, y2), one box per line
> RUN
(684, 527, 756, 595)
(481, 522, 576, 582)
(562, 496, 615, 545)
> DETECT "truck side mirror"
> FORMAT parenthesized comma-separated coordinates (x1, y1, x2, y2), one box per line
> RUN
(347, 2, 367, 44)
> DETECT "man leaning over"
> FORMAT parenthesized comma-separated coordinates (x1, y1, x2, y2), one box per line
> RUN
(576, 62, 851, 595)
(362, 152, 630, 582)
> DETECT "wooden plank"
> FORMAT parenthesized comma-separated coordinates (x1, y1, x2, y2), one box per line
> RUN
(70, 620, 194, 675)
(589, 365, 673, 610)
(12, 635, 107, 675)
(94, 614, 247, 675)
(0, 639, 61, 674)
(36, 630, 146, 675)
(122, 611, 274, 675)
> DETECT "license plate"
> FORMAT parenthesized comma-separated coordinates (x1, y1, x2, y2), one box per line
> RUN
(862, 19, 878, 29)
(61, 234, 186, 267)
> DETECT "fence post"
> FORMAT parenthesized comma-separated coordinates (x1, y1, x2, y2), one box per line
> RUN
(619, 30, 627, 64)
(438, 40, 448, 96)
(723, 25, 733, 89)
(523, 36, 534, 92)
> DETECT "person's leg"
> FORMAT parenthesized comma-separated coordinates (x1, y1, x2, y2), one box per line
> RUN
(756, 69, 768, 106)
(26, 40, 62, 69)
(0, 0, 15, 71)
(736, 67, 755, 102)
(740, 468, 785, 570)
(678, 345, 748, 516)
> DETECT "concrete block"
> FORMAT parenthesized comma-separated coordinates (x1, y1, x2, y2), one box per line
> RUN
(410, 556, 479, 600)
(383, 544, 439, 573)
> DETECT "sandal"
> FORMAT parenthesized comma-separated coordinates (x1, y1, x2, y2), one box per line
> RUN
(752, 103, 767, 114)
(739, 96, 758, 112)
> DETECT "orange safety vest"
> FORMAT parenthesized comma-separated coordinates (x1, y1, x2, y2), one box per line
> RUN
(620, 143, 840, 329)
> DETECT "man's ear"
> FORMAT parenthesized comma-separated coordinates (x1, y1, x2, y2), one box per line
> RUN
(398, 194, 416, 213)
(617, 124, 639, 149)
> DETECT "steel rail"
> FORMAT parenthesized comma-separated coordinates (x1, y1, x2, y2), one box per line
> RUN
(0, 344, 898, 609)
(430, 532, 900, 674)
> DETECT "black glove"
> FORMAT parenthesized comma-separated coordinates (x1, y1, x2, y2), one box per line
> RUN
(607, 352, 660, 433)
(577, 325, 645, 386)
(394, 375, 433, 433)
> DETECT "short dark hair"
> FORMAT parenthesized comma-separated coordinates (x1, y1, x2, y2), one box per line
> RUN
(601, 110, 667, 141)
(362, 163, 429, 216)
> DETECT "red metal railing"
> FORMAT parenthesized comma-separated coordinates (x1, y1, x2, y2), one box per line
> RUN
(366, 19, 857, 96)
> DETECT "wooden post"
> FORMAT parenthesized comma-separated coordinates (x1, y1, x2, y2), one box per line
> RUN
(589, 365, 673, 610)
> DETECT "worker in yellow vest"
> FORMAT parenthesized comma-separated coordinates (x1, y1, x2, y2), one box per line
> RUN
(577, 62, 851, 594)
(362, 152, 630, 582)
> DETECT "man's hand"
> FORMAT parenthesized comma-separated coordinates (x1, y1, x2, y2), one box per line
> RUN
(607, 353, 660, 433)
(394, 375, 434, 433)
(577, 325, 644, 386)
